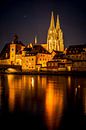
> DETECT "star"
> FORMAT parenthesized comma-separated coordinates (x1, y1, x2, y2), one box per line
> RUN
(24, 15, 28, 18)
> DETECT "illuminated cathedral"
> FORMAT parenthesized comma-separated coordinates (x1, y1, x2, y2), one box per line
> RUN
(47, 12, 64, 52)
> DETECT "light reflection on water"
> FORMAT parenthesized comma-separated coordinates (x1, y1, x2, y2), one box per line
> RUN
(0, 74, 86, 129)
(45, 77, 66, 129)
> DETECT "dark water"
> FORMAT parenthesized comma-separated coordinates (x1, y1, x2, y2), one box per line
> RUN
(0, 74, 86, 130)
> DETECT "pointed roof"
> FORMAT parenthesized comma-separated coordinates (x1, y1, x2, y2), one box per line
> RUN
(56, 15, 60, 30)
(50, 11, 55, 29)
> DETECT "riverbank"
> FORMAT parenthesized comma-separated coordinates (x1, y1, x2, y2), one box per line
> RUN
(0, 70, 86, 76)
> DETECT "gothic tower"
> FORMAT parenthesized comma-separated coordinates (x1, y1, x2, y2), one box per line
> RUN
(56, 15, 64, 51)
(47, 12, 57, 53)
(47, 12, 64, 53)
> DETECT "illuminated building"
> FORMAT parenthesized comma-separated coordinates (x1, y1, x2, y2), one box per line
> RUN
(0, 35, 25, 65)
(47, 12, 64, 53)
(22, 44, 51, 71)
(22, 47, 37, 71)
(65, 44, 86, 71)
(0, 13, 86, 72)
(47, 52, 72, 71)
(10, 35, 25, 65)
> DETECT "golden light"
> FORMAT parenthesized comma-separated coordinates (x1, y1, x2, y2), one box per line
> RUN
(7, 75, 15, 112)
(68, 76, 71, 88)
(29, 63, 31, 65)
(31, 77, 34, 88)
(6, 68, 17, 72)
(45, 82, 64, 129)
(67, 66, 71, 71)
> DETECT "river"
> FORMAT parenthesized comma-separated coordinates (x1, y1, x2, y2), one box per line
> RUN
(0, 74, 86, 130)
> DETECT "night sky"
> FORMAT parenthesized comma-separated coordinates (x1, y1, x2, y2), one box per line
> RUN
(0, 0, 86, 51)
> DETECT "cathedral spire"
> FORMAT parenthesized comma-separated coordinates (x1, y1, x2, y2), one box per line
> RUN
(56, 15, 60, 30)
(50, 11, 55, 29)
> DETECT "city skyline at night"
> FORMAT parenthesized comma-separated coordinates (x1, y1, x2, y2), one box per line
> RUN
(0, 0, 86, 52)
(0, 1, 86, 129)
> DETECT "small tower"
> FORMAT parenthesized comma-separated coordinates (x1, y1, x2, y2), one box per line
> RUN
(10, 34, 17, 65)
(35, 36, 37, 44)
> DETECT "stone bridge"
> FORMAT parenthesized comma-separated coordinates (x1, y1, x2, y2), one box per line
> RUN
(0, 64, 22, 72)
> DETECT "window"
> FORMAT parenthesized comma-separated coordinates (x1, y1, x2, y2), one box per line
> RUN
(12, 48, 14, 51)
(55, 63, 57, 66)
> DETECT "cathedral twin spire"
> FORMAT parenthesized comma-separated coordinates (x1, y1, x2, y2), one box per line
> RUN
(50, 12, 55, 29)
(56, 15, 60, 30)
(47, 11, 64, 52)
(50, 11, 60, 30)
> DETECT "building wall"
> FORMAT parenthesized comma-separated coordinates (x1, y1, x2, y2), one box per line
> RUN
(67, 51, 86, 61)
(16, 54, 22, 65)
(47, 61, 67, 71)
(22, 55, 36, 71)
(0, 59, 10, 64)
(72, 61, 86, 71)
(37, 53, 51, 67)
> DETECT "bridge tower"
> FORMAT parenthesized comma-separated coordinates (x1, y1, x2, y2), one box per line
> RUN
(10, 41, 16, 65)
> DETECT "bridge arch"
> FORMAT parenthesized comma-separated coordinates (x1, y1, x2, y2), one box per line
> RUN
(0, 64, 22, 73)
